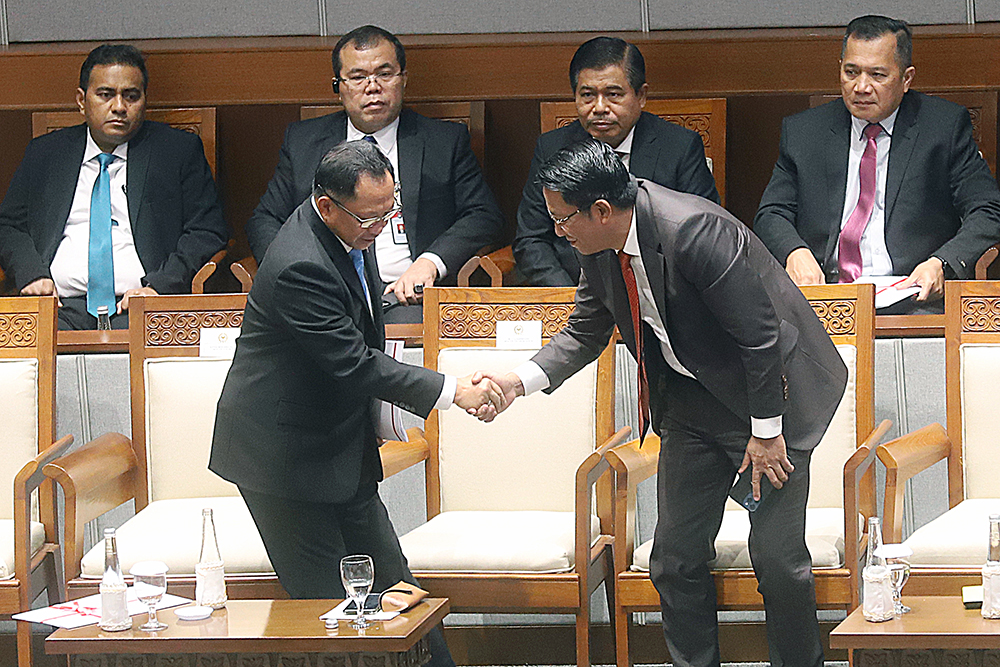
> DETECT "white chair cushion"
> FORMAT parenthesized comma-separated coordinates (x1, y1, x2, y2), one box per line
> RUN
(807, 344, 857, 509)
(0, 519, 46, 580)
(960, 345, 1000, 499)
(903, 498, 1000, 567)
(630, 507, 846, 572)
(436, 348, 598, 513)
(0, 359, 39, 521)
(400, 510, 600, 573)
(79, 497, 272, 578)
(145, 358, 239, 502)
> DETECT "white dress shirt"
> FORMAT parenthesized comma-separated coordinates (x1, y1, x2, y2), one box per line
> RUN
(834, 110, 898, 277)
(613, 126, 636, 169)
(515, 210, 783, 439)
(49, 131, 146, 298)
(346, 118, 447, 284)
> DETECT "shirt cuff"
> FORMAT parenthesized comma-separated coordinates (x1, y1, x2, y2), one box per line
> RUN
(435, 375, 457, 411)
(512, 361, 550, 396)
(418, 252, 447, 280)
(751, 416, 783, 440)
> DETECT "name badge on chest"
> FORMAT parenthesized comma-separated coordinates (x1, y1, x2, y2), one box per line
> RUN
(391, 211, 407, 245)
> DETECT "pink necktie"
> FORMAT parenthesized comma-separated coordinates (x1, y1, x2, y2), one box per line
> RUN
(839, 123, 883, 283)
(619, 251, 650, 439)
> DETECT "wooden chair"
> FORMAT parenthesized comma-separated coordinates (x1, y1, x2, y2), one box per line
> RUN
(606, 283, 884, 667)
(381, 286, 626, 667)
(877, 280, 1000, 594)
(31, 107, 218, 177)
(0, 296, 72, 666)
(540, 98, 727, 205)
(44, 294, 286, 601)
(300, 101, 486, 167)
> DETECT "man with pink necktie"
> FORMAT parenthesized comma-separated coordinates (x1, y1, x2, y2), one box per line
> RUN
(755, 15, 1000, 313)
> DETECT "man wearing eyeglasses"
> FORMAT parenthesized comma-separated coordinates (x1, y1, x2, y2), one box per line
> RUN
(246, 25, 504, 322)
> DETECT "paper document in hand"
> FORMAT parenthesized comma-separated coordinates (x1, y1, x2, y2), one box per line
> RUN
(13, 590, 191, 629)
(320, 597, 400, 622)
(854, 276, 921, 310)
(377, 339, 410, 442)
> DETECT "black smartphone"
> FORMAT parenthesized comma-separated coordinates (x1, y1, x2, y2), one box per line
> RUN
(343, 593, 381, 614)
(728, 471, 775, 512)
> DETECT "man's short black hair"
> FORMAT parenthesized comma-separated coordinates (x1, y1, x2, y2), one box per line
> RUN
(569, 37, 646, 93)
(843, 15, 913, 69)
(79, 44, 149, 91)
(332, 25, 407, 78)
(537, 139, 637, 211)
(313, 140, 395, 200)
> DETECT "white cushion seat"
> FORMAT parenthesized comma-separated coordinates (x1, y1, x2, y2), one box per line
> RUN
(630, 507, 846, 572)
(0, 520, 46, 580)
(401, 510, 601, 573)
(902, 498, 1000, 567)
(79, 497, 272, 578)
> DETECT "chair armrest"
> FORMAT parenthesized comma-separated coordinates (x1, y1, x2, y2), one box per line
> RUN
(484, 246, 515, 275)
(605, 433, 660, 572)
(457, 255, 503, 287)
(575, 427, 632, 576)
(43, 432, 137, 580)
(876, 422, 950, 544)
(380, 428, 430, 478)
(192, 249, 227, 294)
(977, 243, 999, 280)
(230, 256, 257, 293)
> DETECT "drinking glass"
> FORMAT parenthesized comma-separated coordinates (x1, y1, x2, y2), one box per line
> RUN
(130, 561, 169, 631)
(879, 544, 912, 615)
(340, 555, 374, 629)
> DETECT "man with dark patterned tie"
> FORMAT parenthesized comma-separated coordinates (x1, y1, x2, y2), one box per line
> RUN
(0, 44, 227, 329)
(754, 15, 1000, 312)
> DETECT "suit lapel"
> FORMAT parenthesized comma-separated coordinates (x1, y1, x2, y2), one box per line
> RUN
(308, 203, 377, 332)
(397, 110, 423, 255)
(634, 184, 668, 322)
(47, 126, 88, 242)
(627, 114, 659, 180)
(884, 93, 918, 227)
(822, 104, 852, 269)
(126, 123, 152, 233)
(317, 112, 348, 159)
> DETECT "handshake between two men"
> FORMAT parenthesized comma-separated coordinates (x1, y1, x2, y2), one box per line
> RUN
(452, 370, 525, 423)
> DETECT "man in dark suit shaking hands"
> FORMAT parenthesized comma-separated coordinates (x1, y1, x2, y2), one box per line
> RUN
(0, 44, 227, 329)
(483, 141, 846, 667)
(755, 15, 1000, 311)
(211, 141, 503, 667)
(246, 25, 503, 322)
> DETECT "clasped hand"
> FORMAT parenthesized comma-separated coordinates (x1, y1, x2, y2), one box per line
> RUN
(453, 371, 524, 423)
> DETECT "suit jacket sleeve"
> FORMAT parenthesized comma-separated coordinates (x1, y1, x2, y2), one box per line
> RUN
(513, 137, 577, 287)
(273, 258, 445, 417)
(753, 116, 809, 267)
(419, 125, 504, 275)
(927, 108, 1000, 277)
(0, 143, 50, 290)
(246, 124, 301, 263)
(142, 133, 228, 294)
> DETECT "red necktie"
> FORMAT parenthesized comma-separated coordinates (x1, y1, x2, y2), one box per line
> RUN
(838, 123, 883, 283)
(619, 251, 650, 439)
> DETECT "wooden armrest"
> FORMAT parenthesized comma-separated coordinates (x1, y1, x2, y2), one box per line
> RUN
(606, 433, 660, 489)
(876, 422, 950, 544)
(977, 243, 1000, 280)
(574, 427, 631, 575)
(380, 428, 429, 478)
(43, 432, 137, 580)
(457, 255, 503, 287)
(192, 248, 227, 294)
(230, 255, 257, 293)
(484, 246, 515, 275)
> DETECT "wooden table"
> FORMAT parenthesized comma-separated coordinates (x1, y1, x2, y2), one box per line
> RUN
(831, 596, 1000, 665)
(46, 598, 449, 667)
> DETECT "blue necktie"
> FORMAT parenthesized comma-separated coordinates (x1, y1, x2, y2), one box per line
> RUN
(349, 248, 371, 311)
(87, 153, 116, 317)
(362, 135, 377, 146)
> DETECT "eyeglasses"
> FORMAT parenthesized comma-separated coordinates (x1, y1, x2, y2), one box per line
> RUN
(337, 71, 404, 91)
(550, 208, 583, 227)
(329, 196, 401, 229)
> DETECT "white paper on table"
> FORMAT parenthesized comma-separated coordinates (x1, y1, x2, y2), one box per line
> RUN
(320, 598, 400, 622)
(13, 590, 191, 629)
(853, 276, 921, 310)
(376, 340, 409, 442)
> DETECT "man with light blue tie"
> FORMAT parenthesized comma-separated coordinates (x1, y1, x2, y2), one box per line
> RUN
(0, 44, 227, 329)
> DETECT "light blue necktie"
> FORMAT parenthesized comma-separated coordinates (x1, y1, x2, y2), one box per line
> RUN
(349, 248, 371, 311)
(87, 153, 116, 317)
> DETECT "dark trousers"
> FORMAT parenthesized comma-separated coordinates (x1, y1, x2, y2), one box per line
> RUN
(239, 486, 456, 667)
(57, 296, 129, 330)
(648, 369, 823, 667)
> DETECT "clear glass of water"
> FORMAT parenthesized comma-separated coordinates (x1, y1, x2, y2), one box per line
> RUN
(340, 554, 374, 629)
(130, 561, 169, 631)
(879, 544, 912, 615)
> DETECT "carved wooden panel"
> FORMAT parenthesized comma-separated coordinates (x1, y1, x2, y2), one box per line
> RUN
(145, 310, 244, 347)
(439, 303, 572, 339)
(809, 299, 857, 336)
(854, 648, 1000, 667)
(554, 112, 714, 149)
(0, 313, 37, 348)
(961, 296, 1000, 332)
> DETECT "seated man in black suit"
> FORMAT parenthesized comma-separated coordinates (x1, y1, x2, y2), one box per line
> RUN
(754, 15, 1000, 312)
(0, 44, 228, 330)
(246, 25, 504, 322)
(514, 36, 719, 286)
